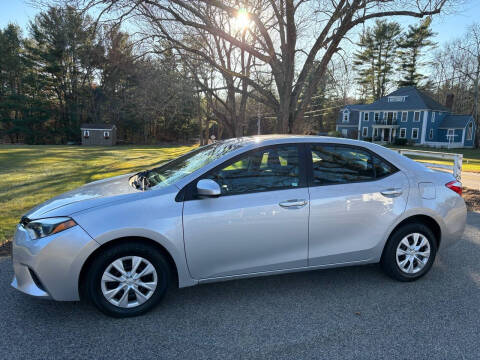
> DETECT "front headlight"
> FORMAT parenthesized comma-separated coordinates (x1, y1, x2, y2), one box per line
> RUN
(23, 217, 77, 240)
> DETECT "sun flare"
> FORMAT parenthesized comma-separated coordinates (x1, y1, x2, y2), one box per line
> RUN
(234, 8, 252, 30)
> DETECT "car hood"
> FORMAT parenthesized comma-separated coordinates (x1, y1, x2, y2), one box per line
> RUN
(24, 173, 139, 220)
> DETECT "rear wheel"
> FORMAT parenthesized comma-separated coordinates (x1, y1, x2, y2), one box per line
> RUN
(381, 223, 437, 282)
(86, 243, 170, 317)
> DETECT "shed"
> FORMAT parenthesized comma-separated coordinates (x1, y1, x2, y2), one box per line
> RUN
(81, 123, 117, 146)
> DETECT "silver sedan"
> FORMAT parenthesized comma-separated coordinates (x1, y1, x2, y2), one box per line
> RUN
(11, 136, 467, 317)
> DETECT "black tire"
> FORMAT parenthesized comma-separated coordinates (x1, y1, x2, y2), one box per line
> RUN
(381, 222, 437, 282)
(85, 243, 170, 317)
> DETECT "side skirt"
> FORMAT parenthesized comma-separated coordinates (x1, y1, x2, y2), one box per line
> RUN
(197, 258, 376, 285)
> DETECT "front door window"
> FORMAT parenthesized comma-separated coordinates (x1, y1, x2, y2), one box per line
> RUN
(205, 145, 302, 196)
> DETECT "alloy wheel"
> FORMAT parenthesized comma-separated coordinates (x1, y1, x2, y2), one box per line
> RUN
(101, 256, 158, 308)
(395, 233, 431, 274)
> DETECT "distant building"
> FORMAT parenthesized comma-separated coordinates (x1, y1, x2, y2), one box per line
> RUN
(81, 123, 117, 146)
(336, 86, 476, 148)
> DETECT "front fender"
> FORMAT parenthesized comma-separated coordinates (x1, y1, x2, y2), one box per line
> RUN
(72, 191, 197, 288)
(91, 227, 196, 288)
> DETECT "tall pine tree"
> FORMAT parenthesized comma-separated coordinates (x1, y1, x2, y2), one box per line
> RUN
(397, 17, 436, 87)
(354, 20, 402, 101)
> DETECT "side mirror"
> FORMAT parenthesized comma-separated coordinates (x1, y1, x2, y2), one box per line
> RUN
(196, 179, 221, 197)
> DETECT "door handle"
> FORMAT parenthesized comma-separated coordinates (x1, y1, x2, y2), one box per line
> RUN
(380, 188, 403, 197)
(279, 199, 308, 208)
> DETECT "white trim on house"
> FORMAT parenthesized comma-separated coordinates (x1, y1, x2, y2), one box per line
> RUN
(342, 110, 350, 123)
(446, 128, 457, 144)
(357, 118, 362, 140)
(399, 128, 407, 138)
(412, 127, 419, 140)
(83, 130, 89, 137)
(431, 112, 435, 123)
(81, 128, 115, 131)
(388, 96, 407, 102)
(466, 121, 473, 141)
(462, 128, 466, 144)
(420, 111, 428, 144)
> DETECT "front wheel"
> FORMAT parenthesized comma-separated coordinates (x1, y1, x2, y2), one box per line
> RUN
(381, 223, 437, 282)
(85, 243, 171, 317)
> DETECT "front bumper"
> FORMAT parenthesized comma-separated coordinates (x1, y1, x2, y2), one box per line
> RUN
(11, 224, 99, 301)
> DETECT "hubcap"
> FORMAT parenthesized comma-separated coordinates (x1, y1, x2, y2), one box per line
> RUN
(396, 233, 431, 274)
(101, 256, 158, 308)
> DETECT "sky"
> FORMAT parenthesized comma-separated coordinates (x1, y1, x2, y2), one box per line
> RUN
(1, 0, 480, 44)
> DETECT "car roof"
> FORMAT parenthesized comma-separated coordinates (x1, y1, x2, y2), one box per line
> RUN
(219, 134, 367, 146)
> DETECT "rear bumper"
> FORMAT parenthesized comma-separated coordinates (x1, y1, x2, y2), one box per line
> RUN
(440, 197, 467, 249)
(11, 224, 99, 301)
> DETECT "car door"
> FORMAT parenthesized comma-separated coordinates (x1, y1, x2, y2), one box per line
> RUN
(307, 144, 409, 266)
(182, 144, 310, 280)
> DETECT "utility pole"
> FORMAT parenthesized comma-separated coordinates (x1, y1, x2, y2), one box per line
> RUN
(257, 107, 261, 135)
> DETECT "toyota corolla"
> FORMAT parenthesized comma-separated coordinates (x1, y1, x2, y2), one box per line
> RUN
(11, 136, 466, 317)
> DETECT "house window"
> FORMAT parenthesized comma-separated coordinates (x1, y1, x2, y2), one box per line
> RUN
(467, 122, 473, 141)
(364, 112, 369, 121)
(104, 131, 110, 139)
(429, 129, 434, 140)
(401, 112, 407, 122)
(374, 128, 379, 137)
(342, 111, 349, 123)
(83, 130, 89, 138)
(399, 128, 406, 139)
(362, 127, 368, 137)
(432, 112, 435, 123)
(341, 129, 348, 137)
(412, 128, 419, 139)
(388, 96, 406, 102)
(374, 112, 380, 122)
(414, 111, 421, 122)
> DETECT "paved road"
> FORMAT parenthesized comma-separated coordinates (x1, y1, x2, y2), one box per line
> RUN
(462, 171, 480, 190)
(1, 213, 479, 360)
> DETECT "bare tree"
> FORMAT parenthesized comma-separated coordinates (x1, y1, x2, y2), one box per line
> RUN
(83, 0, 449, 133)
(431, 23, 480, 147)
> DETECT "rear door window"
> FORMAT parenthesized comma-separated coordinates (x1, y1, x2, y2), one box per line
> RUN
(310, 145, 396, 186)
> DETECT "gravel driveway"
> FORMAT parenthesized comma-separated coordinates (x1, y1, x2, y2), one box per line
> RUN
(1, 212, 479, 360)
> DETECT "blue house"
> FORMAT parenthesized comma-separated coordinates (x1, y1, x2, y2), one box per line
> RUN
(336, 87, 476, 148)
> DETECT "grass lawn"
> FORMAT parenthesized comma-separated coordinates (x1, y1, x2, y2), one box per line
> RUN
(387, 146, 480, 173)
(0, 144, 196, 245)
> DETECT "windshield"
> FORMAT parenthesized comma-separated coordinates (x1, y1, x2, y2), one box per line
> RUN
(133, 141, 246, 190)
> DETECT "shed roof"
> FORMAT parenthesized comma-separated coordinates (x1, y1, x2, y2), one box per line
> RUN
(438, 115, 473, 129)
(81, 123, 116, 130)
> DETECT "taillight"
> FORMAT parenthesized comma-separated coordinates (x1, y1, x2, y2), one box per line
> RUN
(445, 180, 462, 196)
